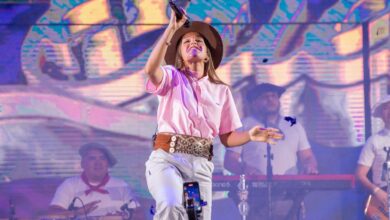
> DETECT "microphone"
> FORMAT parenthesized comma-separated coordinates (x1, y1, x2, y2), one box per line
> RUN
(284, 116, 296, 127)
(68, 197, 77, 211)
(169, 0, 190, 28)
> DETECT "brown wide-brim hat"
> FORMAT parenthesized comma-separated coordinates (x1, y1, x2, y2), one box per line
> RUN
(372, 95, 390, 118)
(79, 142, 117, 167)
(165, 21, 223, 69)
(246, 83, 286, 102)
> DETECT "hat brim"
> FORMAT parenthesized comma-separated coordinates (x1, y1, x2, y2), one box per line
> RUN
(165, 21, 223, 69)
(79, 143, 117, 167)
(246, 83, 286, 102)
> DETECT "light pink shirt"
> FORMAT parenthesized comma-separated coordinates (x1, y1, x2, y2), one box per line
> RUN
(146, 65, 242, 139)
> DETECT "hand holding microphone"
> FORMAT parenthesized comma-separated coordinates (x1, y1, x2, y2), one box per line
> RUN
(169, 0, 190, 28)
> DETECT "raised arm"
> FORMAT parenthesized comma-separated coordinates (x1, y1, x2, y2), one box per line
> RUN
(144, 9, 187, 86)
(45, 201, 100, 218)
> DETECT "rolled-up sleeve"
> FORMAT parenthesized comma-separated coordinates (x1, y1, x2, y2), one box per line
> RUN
(145, 65, 175, 96)
(219, 88, 242, 135)
(358, 137, 375, 167)
(297, 123, 311, 151)
(50, 179, 73, 209)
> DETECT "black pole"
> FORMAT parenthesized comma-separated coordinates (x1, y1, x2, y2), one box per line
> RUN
(361, 24, 374, 220)
(362, 21, 371, 140)
(263, 117, 273, 220)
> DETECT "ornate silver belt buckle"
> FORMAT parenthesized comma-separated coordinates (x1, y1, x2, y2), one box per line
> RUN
(169, 135, 177, 153)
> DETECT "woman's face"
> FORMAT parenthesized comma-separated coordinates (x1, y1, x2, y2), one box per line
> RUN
(179, 32, 209, 65)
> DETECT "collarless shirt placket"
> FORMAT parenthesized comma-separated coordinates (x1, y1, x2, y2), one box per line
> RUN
(191, 79, 208, 138)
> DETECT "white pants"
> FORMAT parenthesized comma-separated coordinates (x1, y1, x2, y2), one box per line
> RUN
(145, 149, 214, 220)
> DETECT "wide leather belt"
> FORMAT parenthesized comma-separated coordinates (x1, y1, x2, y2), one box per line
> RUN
(153, 133, 213, 161)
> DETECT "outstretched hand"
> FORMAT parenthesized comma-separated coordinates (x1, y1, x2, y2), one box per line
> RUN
(248, 126, 283, 144)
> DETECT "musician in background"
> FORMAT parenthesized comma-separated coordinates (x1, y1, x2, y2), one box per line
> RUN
(47, 142, 143, 219)
(356, 95, 390, 215)
(224, 83, 318, 220)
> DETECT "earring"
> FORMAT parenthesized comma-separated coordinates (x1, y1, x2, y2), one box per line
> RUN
(204, 57, 209, 63)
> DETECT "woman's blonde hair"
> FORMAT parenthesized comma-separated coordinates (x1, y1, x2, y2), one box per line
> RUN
(174, 37, 226, 85)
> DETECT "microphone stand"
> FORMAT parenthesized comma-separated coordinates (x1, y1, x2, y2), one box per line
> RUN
(263, 115, 273, 220)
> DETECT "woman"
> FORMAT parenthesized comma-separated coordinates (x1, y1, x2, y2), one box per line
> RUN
(144, 9, 281, 220)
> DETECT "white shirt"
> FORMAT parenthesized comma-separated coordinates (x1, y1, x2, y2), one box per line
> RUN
(228, 116, 311, 175)
(50, 176, 139, 217)
(358, 128, 390, 187)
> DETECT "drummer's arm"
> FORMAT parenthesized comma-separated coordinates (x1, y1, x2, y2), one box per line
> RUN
(46, 200, 100, 217)
(45, 205, 73, 217)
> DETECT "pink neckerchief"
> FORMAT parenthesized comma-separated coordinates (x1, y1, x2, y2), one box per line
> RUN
(81, 172, 110, 195)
